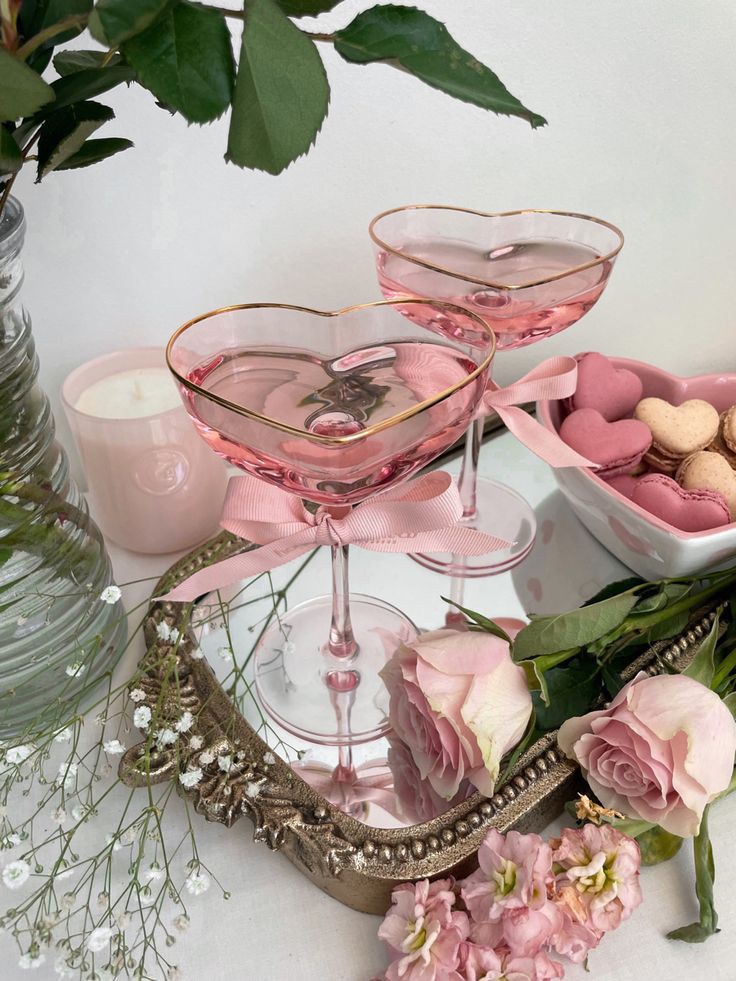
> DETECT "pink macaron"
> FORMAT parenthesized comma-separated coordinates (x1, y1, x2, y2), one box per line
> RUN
(560, 408, 652, 477)
(631, 473, 731, 532)
(606, 473, 640, 499)
(572, 352, 644, 421)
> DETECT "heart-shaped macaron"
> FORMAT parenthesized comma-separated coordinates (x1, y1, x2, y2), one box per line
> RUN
(634, 397, 719, 465)
(573, 352, 644, 421)
(677, 451, 736, 519)
(631, 473, 731, 532)
(559, 408, 652, 477)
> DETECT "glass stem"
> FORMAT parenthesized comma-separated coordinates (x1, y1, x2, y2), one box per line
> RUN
(456, 418, 483, 521)
(328, 543, 357, 659)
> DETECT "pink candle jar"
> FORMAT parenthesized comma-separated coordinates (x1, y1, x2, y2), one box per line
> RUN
(62, 347, 228, 554)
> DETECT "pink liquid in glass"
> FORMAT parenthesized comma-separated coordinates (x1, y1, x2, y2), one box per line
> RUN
(377, 238, 612, 350)
(182, 340, 483, 506)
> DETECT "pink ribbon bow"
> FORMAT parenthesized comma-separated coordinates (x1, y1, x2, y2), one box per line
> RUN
(482, 355, 595, 468)
(162, 470, 511, 602)
(291, 758, 402, 819)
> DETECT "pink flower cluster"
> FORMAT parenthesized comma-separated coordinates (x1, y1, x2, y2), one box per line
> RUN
(378, 824, 642, 981)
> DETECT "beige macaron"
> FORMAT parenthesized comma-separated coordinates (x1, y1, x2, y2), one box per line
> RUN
(708, 409, 736, 470)
(634, 397, 720, 473)
(677, 450, 736, 519)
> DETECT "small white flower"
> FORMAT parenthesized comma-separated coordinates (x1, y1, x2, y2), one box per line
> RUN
(217, 755, 232, 773)
(116, 911, 131, 929)
(154, 728, 178, 748)
(189, 735, 203, 751)
(173, 913, 190, 933)
(71, 804, 88, 822)
(178, 768, 203, 789)
(167, 967, 182, 981)
(145, 863, 164, 883)
(54, 954, 74, 978)
(57, 762, 78, 792)
(53, 727, 72, 743)
(50, 808, 66, 825)
(61, 891, 75, 910)
(86, 925, 114, 952)
(129, 688, 146, 703)
(100, 585, 121, 605)
(56, 867, 76, 881)
(4, 833, 21, 848)
(200, 749, 215, 766)
(2, 859, 30, 889)
(105, 833, 122, 852)
(190, 646, 204, 660)
(133, 706, 151, 730)
(263, 751, 276, 765)
(156, 622, 181, 644)
(103, 740, 125, 756)
(94, 713, 107, 726)
(121, 827, 137, 846)
(64, 662, 85, 678)
(16, 615, 29, 627)
(217, 646, 233, 663)
(175, 711, 194, 733)
(18, 952, 45, 970)
(6, 744, 33, 765)
(245, 781, 261, 800)
(184, 870, 210, 896)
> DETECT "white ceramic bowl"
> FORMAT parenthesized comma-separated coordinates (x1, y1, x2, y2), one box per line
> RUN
(537, 357, 736, 579)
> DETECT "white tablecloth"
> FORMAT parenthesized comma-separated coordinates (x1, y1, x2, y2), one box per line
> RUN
(4, 435, 736, 980)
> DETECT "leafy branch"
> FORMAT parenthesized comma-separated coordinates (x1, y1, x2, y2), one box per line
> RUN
(0, 0, 547, 208)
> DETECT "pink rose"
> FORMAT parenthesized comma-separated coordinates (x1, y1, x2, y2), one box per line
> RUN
(387, 735, 471, 824)
(461, 829, 552, 924)
(381, 630, 532, 799)
(552, 824, 642, 933)
(558, 672, 736, 837)
(379, 878, 468, 981)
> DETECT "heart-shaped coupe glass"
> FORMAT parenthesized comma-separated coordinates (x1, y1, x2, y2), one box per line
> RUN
(166, 300, 495, 745)
(369, 207, 624, 577)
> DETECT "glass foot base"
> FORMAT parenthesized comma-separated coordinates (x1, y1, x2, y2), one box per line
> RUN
(409, 478, 537, 577)
(254, 594, 416, 746)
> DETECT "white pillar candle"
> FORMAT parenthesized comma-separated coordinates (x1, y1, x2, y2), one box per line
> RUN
(74, 367, 181, 419)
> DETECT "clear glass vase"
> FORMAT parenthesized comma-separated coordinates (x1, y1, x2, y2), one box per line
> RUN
(0, 197, 127, 736)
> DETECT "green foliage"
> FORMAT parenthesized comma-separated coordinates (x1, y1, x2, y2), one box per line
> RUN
(44, 65, 136, 112)
(637, 826, 683, 866)
(19, 0, 93, 48)
(441, 599, 512, 642)
(276, 0, 346, 13)
(36, 100, 115, 179)
(53, 49, 124, 75)
(667, 806, 719, 943)
(124, 3, 235, 124)
(533, 658, 599, 731)
(55, 136, 133, 169)
(0, 127, 23, 176)
(227, 0, 330, 174)
(0, 48, 55, 122)
(88, 0, 171, 46)
(334, 4, 546, 127)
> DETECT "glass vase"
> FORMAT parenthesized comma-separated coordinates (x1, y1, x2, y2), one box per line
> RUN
(0, 196, 127, 736)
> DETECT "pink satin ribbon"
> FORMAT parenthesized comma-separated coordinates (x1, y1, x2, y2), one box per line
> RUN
(162, 470, 511, 602)
(482, 355, 596, 468)
(291, 758, 401, 818)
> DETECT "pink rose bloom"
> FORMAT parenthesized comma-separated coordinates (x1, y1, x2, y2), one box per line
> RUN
(462, 829, 552, 923)
(381, 630, 532, 799)
(379, 878, 468, 981)
(387, 735, 471, 824)
(558, 672, 736, 837)
(502, 901, 564, 958)
(552, 824, 642, 933)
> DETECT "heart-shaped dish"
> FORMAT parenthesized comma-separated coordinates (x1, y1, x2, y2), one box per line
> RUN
(537, 356, 736, 578)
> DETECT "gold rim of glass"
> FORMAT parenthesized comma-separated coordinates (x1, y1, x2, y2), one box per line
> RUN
(368, 205, 625, 291)
(166, 298, 497, 446)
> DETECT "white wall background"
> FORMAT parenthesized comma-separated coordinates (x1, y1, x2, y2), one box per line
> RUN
(13, 0, 736, 469)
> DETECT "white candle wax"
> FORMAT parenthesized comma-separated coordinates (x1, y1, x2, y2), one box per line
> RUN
(75, 367, 180, 419)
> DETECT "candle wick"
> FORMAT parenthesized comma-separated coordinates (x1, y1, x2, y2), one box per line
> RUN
(133, 380, 144, 400)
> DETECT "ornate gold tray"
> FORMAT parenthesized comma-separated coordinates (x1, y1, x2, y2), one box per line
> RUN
(119, 529, 722, 915)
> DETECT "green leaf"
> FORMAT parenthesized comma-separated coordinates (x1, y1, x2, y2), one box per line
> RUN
(334, 5, 546, 128)
(441, 598, 511, 643)
(583, 576, 645, 606)
(123, 2, 235, 124)
(36, 101, 114, 180)
(55, 136, 133, 170)
(0, 49, 56, 122)
(682, 615, 719, 687)
(645, 609, 689, 644)
(518, 648, 578, 705)
(637, 826, 683, 866)
(497, 711, 537, 788)
(276, 0, 345, 13)
(667, 806, 719, 944)
(0, 546, 12, 569)
(723, 692, 736, 719)
(43, 66, 136, 115)
(20, 0, 93, 48)
(0, 128, 23, 176)
(227, 0, 330, 174)
(513, 592, 638, 662)
(89, 0, 171, 45)
(533, 659, 600, 731)
(53, 50, 123, 76)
